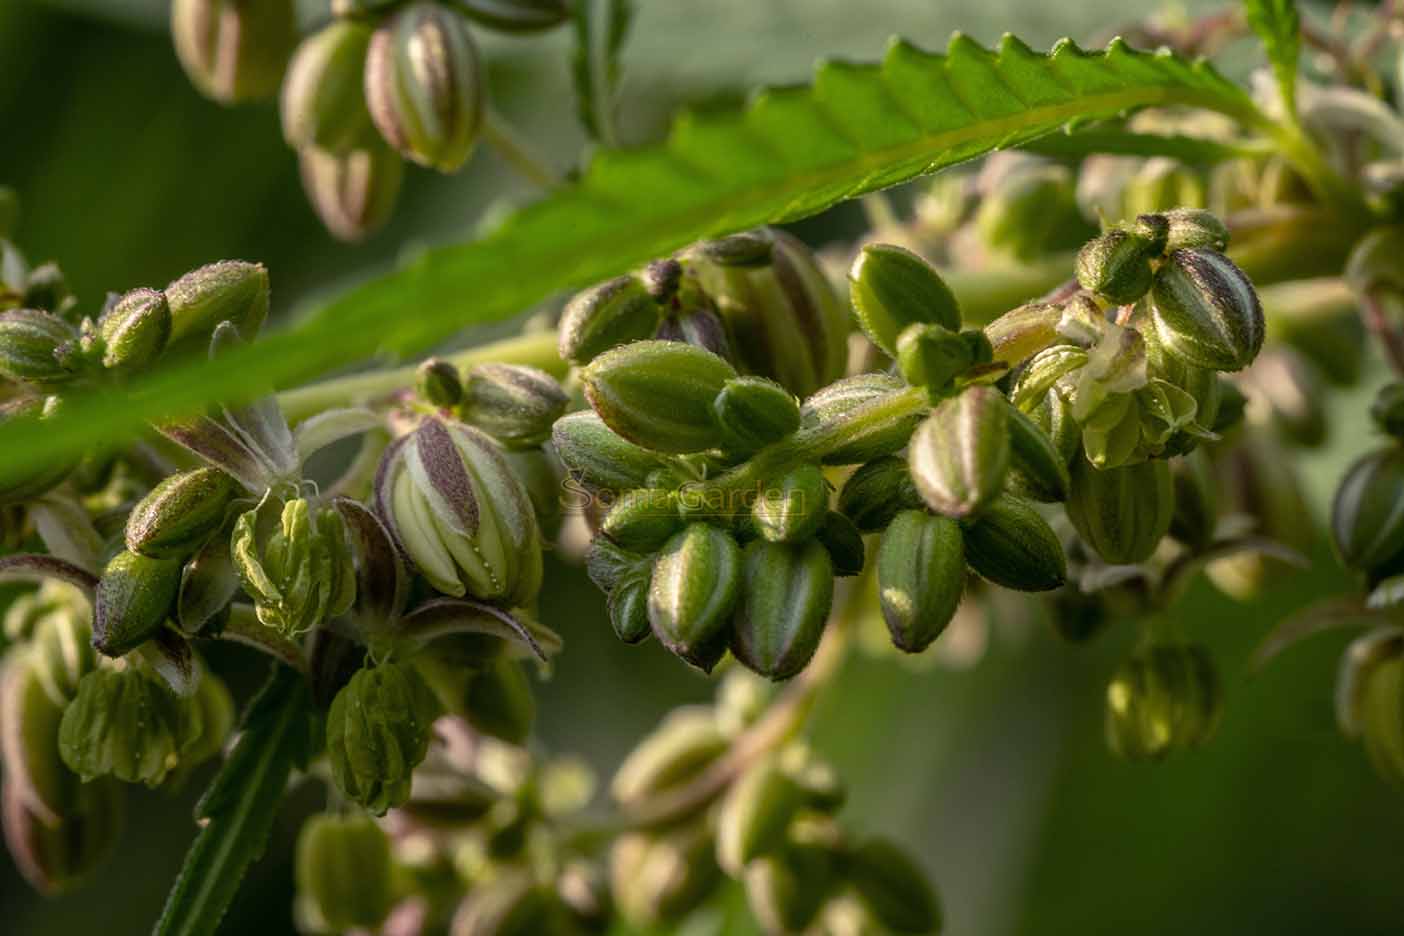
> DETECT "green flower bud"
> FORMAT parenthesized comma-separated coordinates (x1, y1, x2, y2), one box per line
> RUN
(846, 837, 942, 935)
(378, 418, 542, 605)
(586, 535, 648, 593)
(1332, 447, 1404, 573)
(688, 228, 849, 397)
(327, 662, 441, 815)
(582, 340, 736, 454)
(0, 308, 78, 386)
(731, 540, 833, 681)
(1160, 207, 1229, 252)
(976, 160, 1085, 260)
(847, 243, 961, 357)
(1150, 248, 1264, 372)
(801, 374, 921, 465)
(454, 0, 570, 33)
(745, 843, 835, 935)
(281, 19, 376, 153)
(1336, 629, 1404, 739)
(551, 410, 669, 493)
(608, 571, 652, 644)
(176, 529, 240, 635)
(1075, 229, 1156, 306)
(1354, 652, 1404, 787)
(611, 826, 721, 928)
(296, 813, 393, 933)
(465, 658, 536, 745)
(816, 510, 865, 577)
(602, 489, 681, 552)
(233, 497, 356, 637)
(960, 493, 1066, 592)
(459, 363, 568, 449)
(171, 0, 296, 104)
(1371, 384, 1404, 440)
(1105, 642, 1221, 761)
(716, 755, 802, 875)
(299, 142, 404, 243)
(93, 550, 181, 657)
(365, 3, 484, 172)
(713, 376, 800, 454)
(558, 275, 660, 367)
(896, 323, 990, 393)
(2, 775, 123, 896)
(752, 464, 828, 544)
(838, 456, 921, 533)
(1005, 403, 1070, 503)
(984, 302, 1063, 369)
(877, 510, 965, 653)
(1067, 456, 1175, 565)
(164, 260, 269, 345)
(452, 874, 569, 935)
(125, 468, 238, 560)
(1169, 448, 1218, 552)
(59, 666, 199, 786)
(648, 523, 742, 672)
(28, 599, 97, 706)
(1, 654, 73, 825)
(611, 707, 727, 807)
(416, 357, 464, 408)
(98, 288, 171, 374)
(909, 386, 1010, 519)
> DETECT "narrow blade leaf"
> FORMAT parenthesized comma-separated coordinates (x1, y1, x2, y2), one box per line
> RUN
(572, 0, 635, 143)
(1243, 0, 1301, 118)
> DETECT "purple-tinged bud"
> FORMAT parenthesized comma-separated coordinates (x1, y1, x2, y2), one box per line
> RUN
(415, 357, 464, 408)
(97, 288, 171, 374)
(558, 275, 659, 367)
(299, 143, 404, 242)
(171, 0, 296, 104)
(281, 19, 376, 153)
(908, 386, 1010, 519)
(1150, 248, 1264, 372)
(0, 308, 79, 386)
(125, 468, 238, 560)
(459, 363, 568, 449)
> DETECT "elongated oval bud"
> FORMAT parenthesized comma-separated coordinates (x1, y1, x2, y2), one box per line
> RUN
(296, 813, 393, 932)
(601, 489, 681, 552)
(177, 530, 239, 635)
(164, 260, 269, 345)
(327, 662, 441, 815)
(744, 843, 834, 935)
(877, 510, 964, 653)
(731, 540, 833, 680)
(378, 418, 542, 605)
(126, 468, 238, 560)
(0, 308, 78, 386)
(582, 340, 736, 454)
(961, 493, 1066, 592)
(848, 243, 961, 357)
(688, 228, 848, 397)
(611, 708, 727, 807)
(365, 3, 484, 172)
(1075, 228, 1157, 306)
(1, 654, 72, 824)
(655, 304, 733, 360)
(58, 667, 197, 786)
(752, 464, 828, 544)
(1105, 643, 1221, 761)
(896, 323, 990, 393)
(98, 288, 171, 374)
(1005, 403, 1070, 502)
(846, 838, 942, 936)
(551, 411, 668, 492)
(713, 377, 800, 454)
(454, 0, 570, 33)
(611, 826, 721, 928)
(281, 19, 376, 153)
(1332, 447, 1404, 573)
(93, 550, 181, 657)
(716, 755, 802, 874)
(459, 363, 567, 449)
(1161, 207, 1229, 252)
(909, 386, 1010, 519)
(1150, 248, 1264, 372)
(648, 523, 741, 672)
(801, 373, 921, 465)
(299, 142, 404, 242)
(984, 302, 1063, 369)
(609, 571, 653, 644)
(2, 774, 123, 896)
(558, 275, 660, 366)
(1067, 456, 1175, 565)
(172, 0, 296, 104)
(816, 510, 865, 577)
(839, 456, 922, 533)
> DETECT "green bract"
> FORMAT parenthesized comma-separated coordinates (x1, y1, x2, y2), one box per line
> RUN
(909, 386, 1010, 519)
(326, 662, 441, 815)
(58, 667, 201, 787)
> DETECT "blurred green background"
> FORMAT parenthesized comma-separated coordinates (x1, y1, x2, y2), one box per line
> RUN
(2, 0, 1401, 933)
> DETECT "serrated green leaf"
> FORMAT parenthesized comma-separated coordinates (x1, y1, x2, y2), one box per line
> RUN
(573, 0, 635, 144)
(154, 665, 317, 936)
(0, 35, 1265, 486)
(1243, 0, 1301, 118)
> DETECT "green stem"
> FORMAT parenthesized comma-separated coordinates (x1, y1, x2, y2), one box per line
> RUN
(482, 108, 561, 190)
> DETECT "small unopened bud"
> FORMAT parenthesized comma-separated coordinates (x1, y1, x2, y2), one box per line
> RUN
(731, 540, 833, 680)
(1075, 229, 1157, 305)
(327, 662, 440, 814)
(93, 550, 182, 657)
(1067, 456, 1175, 565)
(2, 776, 123, 896)
(876, 510, 965, 653)
(234, 498, 356, 637)
(0, 308, 78, 386)
(171, 0, 297, 104)
(752, 464, 828, 544)
(1105, 643, 1221, 761)
(1332, 447, 1404, 573)
(416, 357, 463, 407)
(558, 275, 659, 366)
(1161, 207, 1229, 252)
(608, 572, 652, 644)
(126, 468, 238, 560)
(551, 410, 668, 492)
(1150, 248, 1264, 372)
(744, 843, 834, 934)
(58, 667, 199, 786)
(648, 523, 741, 672)
(281, 19, 376, 153)
(460, 363, 568, 449)
(815, 510, 864, 577)
(984, 302, 1063, 369)
(896, 323, 988, 393)
(365, 3, 484, 172)
(164, 260, 269, 344)
(713, 376, 800, 454)
(299, 143, 404, 242)
(976, 161, 1085, 260)
(602, 489, 681, 552)
(800, 373, 922, 465)
(960, 493, 1066, 592)
(611, 708, 727, 807)
(296, 813, 393, 933)
(848, 243, 961, 357)
(581, 340, 737, 454)
(97, 288, 171, 374)
(909, 386, 1010, 519)
(846, 838, 942, 936)
(716, 755, 802, 874)
(838, 455, 922, 533)
(1005, 404, 1070, 503)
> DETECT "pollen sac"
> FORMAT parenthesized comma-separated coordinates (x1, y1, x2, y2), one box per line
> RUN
(171, 0, 297, 104)
(98, 288, 171, 374)
(801, 373, 923, 466)
(326, 662, 441, 815)
(960, 493, 1066, 592)
(58, 667, 200, 786)
(298, 142, 404, 243)
(1105, 642, 1221, 761)
(0, 308, 79, 387)
(876, 509, 965, 653)
(1150, 248, 1265, 372)
(1066, 455, 1175, 565)
(377, 417, 543, 606)
(163, 260, 269, 346)
(581, 340, 737, 454)
(848, 243, 961, 357)
(125, 467, 239, 561)
(688, 228, 848, 397)
(752, 464, 828, 544)
(551, 410, 669, 493)
(558, 274, 660, 367)
(1159, 207, 1229, 253)
(648, 523, 742, 673)
(1075, 228, 1157, 306)
(295, 813, 394, 933)
(459, 362, 568, 449)
(731, 539, 834, 680)
(93, 549, 182, 658)
(1332, 447, 1404, 574)
(365, 3, 484, 172)
(233, 497, 357, 638)
(713, 376, 800, 454)
(280, 19, 376, 154)
(909, 386, 1011, 519)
